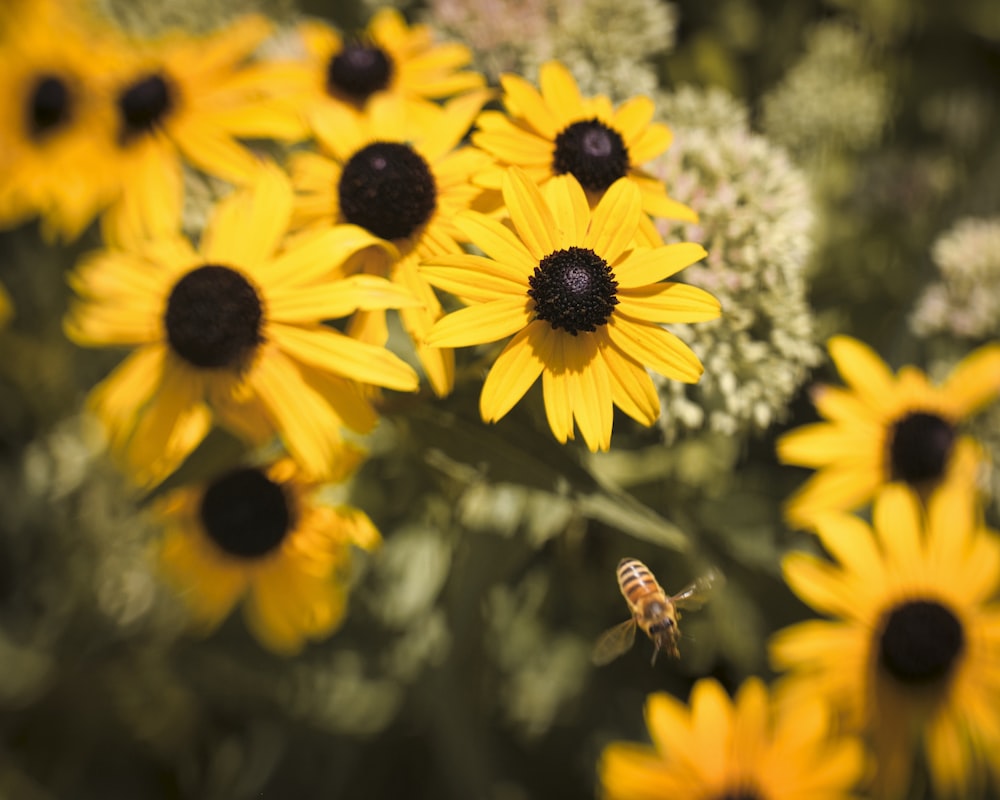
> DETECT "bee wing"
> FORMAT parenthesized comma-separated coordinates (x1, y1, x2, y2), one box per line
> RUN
(591, 619, 638, 666)
(671, 567, 723, 611)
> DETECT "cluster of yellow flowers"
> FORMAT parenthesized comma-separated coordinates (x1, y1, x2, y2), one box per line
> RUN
(1, 4, 717, 654)
(603, 338, 1000, 800)
(4, 3, 1000, 798)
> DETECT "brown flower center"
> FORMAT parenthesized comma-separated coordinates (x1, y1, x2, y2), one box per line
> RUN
(878, 599, 964, 685)
(199, 467, 295, 559)
(164, 265, 263, 370)
(552, 118, 630, 193)
(528, 246, 618, 335)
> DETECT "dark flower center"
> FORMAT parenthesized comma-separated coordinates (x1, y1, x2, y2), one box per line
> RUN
(117, 72, 174, 143)
(338, 141, 437, 241)
(326, 41, 393, 104)
(715, 792, 765, 800)
(164, 265, 264, 370)
(27, 74, 72, 140)
(552, 118, 630, 193)
(528, 246, 618, 335)
(879, 599, 964, 685)
(199, 467, 295, 559)
(887, 411, 956, 485)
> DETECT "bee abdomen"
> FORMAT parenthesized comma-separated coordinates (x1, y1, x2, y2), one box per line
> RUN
(617, 558, 662, 603)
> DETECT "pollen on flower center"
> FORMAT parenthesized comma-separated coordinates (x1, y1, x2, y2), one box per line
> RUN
(887, 411, 956, 485)
(199, 467, 295, 559)
(326, 41, 394, 104)
(338, 141, 437, 241)
(878, 599, 965, 685)
(117, 72, 174, 143)
(528, 246, 618, 335)
(27, 74, 72, 139)
(552, 118, 630, 193)
(164, 264, 264, 370)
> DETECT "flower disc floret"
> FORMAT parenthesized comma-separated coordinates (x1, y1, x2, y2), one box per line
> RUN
(888, 411, 955, 485)
(117, 72, 174, 144)
(552, 118, 629, 193)
(326, 41, 394, 103)
(878, 599, 965, 685)
(528, 246, 618, 334)
(338, 141, 437, 241)
(164, 265, 263, 370)
(28, 74, 72, 139)
(200, 467, 293, 559)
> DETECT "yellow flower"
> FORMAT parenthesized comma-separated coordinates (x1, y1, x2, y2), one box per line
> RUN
(288, 8, 486, 135)
(771, 483, 1000, 799)
(100, 15, 305, 246)
(65, 165, 419, 487)
(471, 60, 695, 245)
(599, 677, 865, 800)
(156, 457, 380, 655)
(420, 167, 719, 451)
(289, 91, 492, 397)
(776, 335, 1000, 529)
(0, 4, 121, 240)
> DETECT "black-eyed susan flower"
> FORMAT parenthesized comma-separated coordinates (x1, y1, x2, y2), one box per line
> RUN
(289, 92, 492, 397)
(286, 8, 486, 136)
(420, 167, 720, 451)
(65, 165, 420, 487)
(100, 15, 305, 245)
(0, 4, 121, 240)
(771, 483, 1000, 799)
(599, 677, 865, 800)
(156, 457, 380, 655)
(471, 60, 695, 245)
(776, 335, 1000, 529)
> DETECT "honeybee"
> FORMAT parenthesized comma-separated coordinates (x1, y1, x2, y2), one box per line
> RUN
(592, 558, 719, 666)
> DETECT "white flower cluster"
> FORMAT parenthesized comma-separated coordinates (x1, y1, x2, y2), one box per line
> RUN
(910, 216, 1000, 341)
(649, 87, 821, 441)
(426, 0, 676, 99)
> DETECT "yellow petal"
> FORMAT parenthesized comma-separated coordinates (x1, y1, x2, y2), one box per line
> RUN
(479, 323, 546, 422)
(606, 316, 704, 382)
(614, 242, 707, 288)
(617, 283, 721, 323)
(499, 71, 560, 138)
(267, 274, 419, 323)
(586, 178, 642, 263)
(827, 335, 898, 415)
(538, 61, 584, 126)
(425, 298, 531, 347)
(201, 163, 292, 270)
(453, 211, 538, 275)
(502, 167, 558, 260)
(269, 324, 419, 392)
(419, 257, 528, 302)
(940, 342, 1000, 419)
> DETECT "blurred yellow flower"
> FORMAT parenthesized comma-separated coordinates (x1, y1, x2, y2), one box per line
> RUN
(777, 335, 1000, 529)
(771, 483, 1000, 798)
(421, 167, 719, 451)
(156, 457, 380, 655)
(287, 8, 487, 135)
(99, 15, 305, 246)
(599, 677, 864, 800)
(0, 3, 122, 240)
(65, 165, 419, 486)
(472, 60, 695, 244)
(289, 91, 492, 397)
